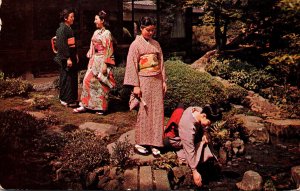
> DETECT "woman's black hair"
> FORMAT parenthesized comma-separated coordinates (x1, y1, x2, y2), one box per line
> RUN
(202, 104, 222, 122)
(98, 10, 110, 28)
(139, 16, 156, 28)
(59, 8, 74, 22)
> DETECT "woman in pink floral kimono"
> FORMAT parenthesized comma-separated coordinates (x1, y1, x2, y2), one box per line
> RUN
(124, 16, 167, 156)
(73, 10, 115, 115)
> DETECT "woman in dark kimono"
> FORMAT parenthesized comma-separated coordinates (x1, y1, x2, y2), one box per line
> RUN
(54, 8, 79, 106)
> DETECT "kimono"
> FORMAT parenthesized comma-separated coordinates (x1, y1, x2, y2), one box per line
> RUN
(80, 28, 115, 111)
(55, 22, 78, 104)
(123, 35, 167, 147)
(176, 107, 214, 170)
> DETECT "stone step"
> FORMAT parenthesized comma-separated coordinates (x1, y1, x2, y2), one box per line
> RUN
(123, 166, 170, 190)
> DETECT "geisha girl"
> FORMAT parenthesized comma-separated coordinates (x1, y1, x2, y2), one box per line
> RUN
(123, 16, 167, 156)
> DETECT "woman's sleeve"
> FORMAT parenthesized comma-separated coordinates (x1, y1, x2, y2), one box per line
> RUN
(123, 43, 140, 87)
(179, 122, 199, 171)
(158, 44, 167, 83)
(86, 31, 96, 58)
(102, 31, 115, 65)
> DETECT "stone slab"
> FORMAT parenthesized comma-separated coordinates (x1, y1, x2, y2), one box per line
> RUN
(153, 169, 170, 190)
(139, 166, 153, 190)
(123, 168, 138, 190)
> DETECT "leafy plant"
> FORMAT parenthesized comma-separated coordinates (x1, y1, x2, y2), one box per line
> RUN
(206, 57, 276, 91)
(57, 129, 110, 189)
(0, 77, 33, 98)
(110, 136, 133, 168)
(0, 109, 45, 153)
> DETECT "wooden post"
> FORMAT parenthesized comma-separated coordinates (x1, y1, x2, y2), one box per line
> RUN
(156, 0, 160, 39)
(185, 7, 193, 60)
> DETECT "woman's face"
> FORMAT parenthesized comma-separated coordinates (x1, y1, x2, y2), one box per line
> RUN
(141, 25, 156, 40)
(194, 111, 211, 127)
(94, 15, 104, 29)
(65, 12, 74, 26)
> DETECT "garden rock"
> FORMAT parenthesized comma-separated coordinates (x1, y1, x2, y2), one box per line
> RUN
(107, 129, 156, 163)
(236, 170, 263, 191)
(79, 122, 118, 139)
(265, 119, 300, 138)
(234, 114, 269, 143)
(245, 92, 283, 119)
(27, 111, 46, 120)
(291, 166, 300, 189)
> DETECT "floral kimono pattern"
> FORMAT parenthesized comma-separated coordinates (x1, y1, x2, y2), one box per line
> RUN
(80, 28, 115, 111)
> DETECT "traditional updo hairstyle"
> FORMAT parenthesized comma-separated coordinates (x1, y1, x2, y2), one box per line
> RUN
(59, 8, 75, 22)
(139, 16, 157, 29)
(98, 10, 110, 29)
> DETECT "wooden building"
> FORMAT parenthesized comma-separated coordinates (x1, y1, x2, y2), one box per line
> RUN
(0, 0, 124, 76)
(0, 0, 195, 77)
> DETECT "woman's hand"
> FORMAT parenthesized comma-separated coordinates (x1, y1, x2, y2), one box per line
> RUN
(76, 54, 79, 63)
(202, 135, 209, 144)
(102, 63, 107, 75)
(163, 82, 167, 95)
(133, 86, 141, 98)
(192, 170, 203, 187)
(86, 50, 92, 58)
(67, 58, 72, 67)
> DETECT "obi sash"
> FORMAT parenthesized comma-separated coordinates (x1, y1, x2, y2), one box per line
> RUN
(138, 53, 160, 75)
(68, 37, 76, 48)
(51, 36, 58, 54)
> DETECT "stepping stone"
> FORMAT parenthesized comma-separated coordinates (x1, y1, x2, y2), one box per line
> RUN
(139, 166, 153, 190)
(107, 129, 156, 163)
(79, 122, 118, 138)
(123, 168, 138, 190)
(153, 169, 170, 190)
(265, 119, 300, 138)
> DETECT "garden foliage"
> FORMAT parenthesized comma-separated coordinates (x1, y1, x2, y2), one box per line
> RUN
(57, 129, 110, 188)
(0, 73, 33, 98)
(206, 57, 276, 91)
(110, 136, 133, 168)
(164, 60, 227, 114)
(0, 109, 45, 153)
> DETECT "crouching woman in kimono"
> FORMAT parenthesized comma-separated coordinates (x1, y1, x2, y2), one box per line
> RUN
(73, 10, 115, 115)
(164, 106, 218, 187)
(123, 16, 167, 156)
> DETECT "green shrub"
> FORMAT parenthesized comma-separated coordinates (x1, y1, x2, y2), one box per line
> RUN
(57, 129, 110, 189)
(0, 109, 45, 153)
(225, 84, 248, 104)
(206, 57, 276, 91)
(110, 136, 133, 168)
(0, 77, 33, 98)
(164, 60, 227, 115)
(111, 66, 131, 102)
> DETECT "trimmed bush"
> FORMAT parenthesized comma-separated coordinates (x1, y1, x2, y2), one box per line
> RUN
(57, 129, 110, 189)
(111, 66, 131, 101)
(0, 109, 45, 153)
(164, 60, 227, 115)
(0, 77, 33, 98)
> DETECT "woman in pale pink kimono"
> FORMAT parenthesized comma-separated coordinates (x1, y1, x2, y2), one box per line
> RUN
(163, 106, 216, 187)
(73, 10, 115, 114)
(123, 16, 167, 156)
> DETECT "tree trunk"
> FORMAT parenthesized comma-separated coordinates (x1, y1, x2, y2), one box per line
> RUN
(214, 11, 222, 51)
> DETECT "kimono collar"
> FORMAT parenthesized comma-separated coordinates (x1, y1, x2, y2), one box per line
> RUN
(137, 35, 151, 44)
(191, 107, 203, 124)
(97, 27, 106, 34)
